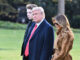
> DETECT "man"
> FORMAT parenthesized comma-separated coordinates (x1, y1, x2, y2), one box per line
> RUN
(24, 7, 54, 60)
(21, 4, 37, 60)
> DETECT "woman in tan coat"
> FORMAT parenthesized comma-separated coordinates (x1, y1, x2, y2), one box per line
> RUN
(51, 14, 74, 60)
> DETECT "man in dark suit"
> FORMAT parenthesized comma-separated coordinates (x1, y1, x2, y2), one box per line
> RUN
(21, 4, 38, 60)
(23, 7, 54, 60)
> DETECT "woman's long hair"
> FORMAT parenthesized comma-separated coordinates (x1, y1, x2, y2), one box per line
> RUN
(53, 14, 72, 35)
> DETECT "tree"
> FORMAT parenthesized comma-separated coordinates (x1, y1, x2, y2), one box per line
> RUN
(58, 0, 65, 14)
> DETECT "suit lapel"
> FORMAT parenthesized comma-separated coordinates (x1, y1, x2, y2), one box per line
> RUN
(30, 20, 46, 42)
(24, 22, 35, 46)
(27, 22, 35, 40)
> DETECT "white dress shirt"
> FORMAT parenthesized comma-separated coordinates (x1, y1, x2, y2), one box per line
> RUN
(36, 18, 45, 29)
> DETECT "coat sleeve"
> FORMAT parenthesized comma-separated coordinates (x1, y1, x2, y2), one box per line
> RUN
(21, 24, 29, 56)
(40, 27, 54, 60)
(21, 22, 32, 56)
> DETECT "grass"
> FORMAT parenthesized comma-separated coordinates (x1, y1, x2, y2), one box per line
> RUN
(70, 30, 80, 60)
(0, 21, 80, 60)
(0, 29, 24, 60)
(0, 21, 27, 30)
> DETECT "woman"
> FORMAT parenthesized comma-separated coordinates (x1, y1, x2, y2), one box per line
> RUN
(51, 14, 74, 60)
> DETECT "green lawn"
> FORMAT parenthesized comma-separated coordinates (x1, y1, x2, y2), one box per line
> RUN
(0, 29, 24, 60)
(0, 21, 80, 60)
(70, 29, 80, 60)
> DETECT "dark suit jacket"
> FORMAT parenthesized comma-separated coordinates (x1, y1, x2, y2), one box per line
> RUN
(22, 19, 54, 60)
(21, 21, 35, 55)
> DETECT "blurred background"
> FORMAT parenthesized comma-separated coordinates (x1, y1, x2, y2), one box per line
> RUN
(0, 0, 80, 60)
(0, 0, 80, 28)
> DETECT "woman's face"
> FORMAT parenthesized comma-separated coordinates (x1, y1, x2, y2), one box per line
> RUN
(52, 19, 61, 30)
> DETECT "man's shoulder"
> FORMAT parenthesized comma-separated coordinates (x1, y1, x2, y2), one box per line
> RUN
(28, 21, 35, 27)
(44, 19, 53, 28)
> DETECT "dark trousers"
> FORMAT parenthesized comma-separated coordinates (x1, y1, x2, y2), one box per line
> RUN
(23, 55, 29, 60)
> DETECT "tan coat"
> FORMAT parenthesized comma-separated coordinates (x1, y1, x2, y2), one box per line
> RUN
(52, 29, 74, 60)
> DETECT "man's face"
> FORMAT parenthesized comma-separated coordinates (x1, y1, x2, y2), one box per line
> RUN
(27, 9, 32, 20)
(32, 10, 43, 23)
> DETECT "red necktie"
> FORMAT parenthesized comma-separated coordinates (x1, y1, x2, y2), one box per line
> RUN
(25, 24, 37, 56)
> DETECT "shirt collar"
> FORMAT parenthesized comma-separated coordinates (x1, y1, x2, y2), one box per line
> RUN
(36, 18, 44, 28)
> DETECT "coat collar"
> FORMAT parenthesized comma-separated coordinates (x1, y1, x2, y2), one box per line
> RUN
(30, 19, 46, 42)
